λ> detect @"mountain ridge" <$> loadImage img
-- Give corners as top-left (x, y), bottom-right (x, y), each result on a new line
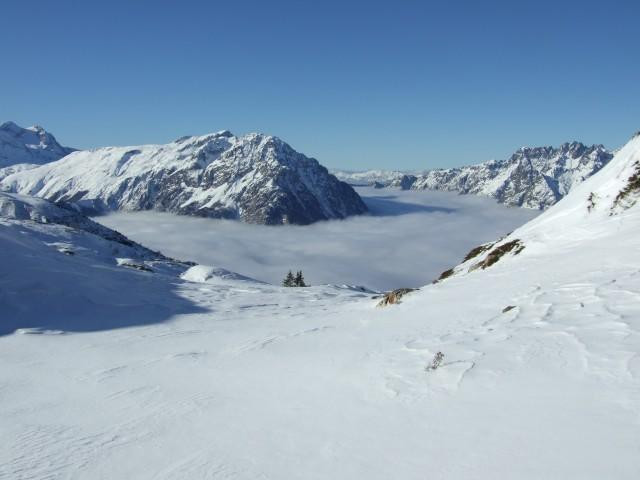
top-left (0, 129), bottom-right (368, 225)
top-left (0, 121), bottom-right (75, 169)
top-left (334, 141), bottom-right (614, 209)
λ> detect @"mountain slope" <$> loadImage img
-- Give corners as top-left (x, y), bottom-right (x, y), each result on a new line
top-left (409, 142), bottom-right (613, 209)
top-left (0, 121), bottom-right (75, 169)
top-left (0, 191), bottom-right (202, 334)
top-left (371, 132), bottom-right (640, 477)
top-left (0, 131), bottom-right (367, 225)
top-left (334, 142), bottom-right (613, 209)
top-left (433, 134), bottom-right (639, 281)
top-left (1, 135), bottom-right (638, 479)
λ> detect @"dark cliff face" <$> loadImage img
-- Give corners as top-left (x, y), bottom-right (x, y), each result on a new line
top-left (2, 131), bottom-right (368, 225)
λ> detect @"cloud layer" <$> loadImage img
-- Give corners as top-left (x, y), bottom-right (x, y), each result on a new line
top-left (98, 188), bottom-right (538, 291)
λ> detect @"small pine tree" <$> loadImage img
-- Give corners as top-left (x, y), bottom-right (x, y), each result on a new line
top-left (294, 270), bottom-right (306, 287)
top-left (282, 270), bottom-right (295, 287)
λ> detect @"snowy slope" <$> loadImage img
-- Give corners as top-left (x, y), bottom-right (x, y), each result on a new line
top-left (0, 192), bottom-right (205, 334)
top-left (1, 135), bottom-right (639, 478)
top-left (0, 121), bottom-right (75, 169)
top-left (1, 131), bottom-right (367, 225)
top-left (435, 134), bottom-right (640, 281)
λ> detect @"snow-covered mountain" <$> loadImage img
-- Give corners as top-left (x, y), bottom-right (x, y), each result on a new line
top-left (331, 169), bottom-right (410, 187)
top-left (0, 130), bottom-right (367, 225)
top-left (335, 142), bottom-right (613, 209)
top-left (433, 134), bottom-right (639, 282)
top-left (0, 121), bottom-right (75, 169)
top-left (1, 133), bottom-right (639, 478)
top-left (406, 142), bottom-right (613, 209)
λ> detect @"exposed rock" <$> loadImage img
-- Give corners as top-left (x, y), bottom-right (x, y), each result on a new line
top-left (612, 160), bottom-right (640, 211)
top-left (473, 240), bottom-right (525, 270)
top-left (376, 288), bottom-right (418, 307)
top-left (1, 131), bottom-right (368, 225)
top-left (462, 242), bottom-right (495, 262)
top-left (435, 268), bottom-right (455, 282)
top-left (411, 142), bottom-right (613, 209)
top-left (390, 174), bottom-right (418, 190)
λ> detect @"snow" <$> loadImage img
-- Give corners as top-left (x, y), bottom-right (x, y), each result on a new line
top-left (331, 168), bottom-right (412, 186)
top-left (0, 130), bottom-right (367, 224)
top-left (1, 136), bottom-right (640, 478)
top-left (333, 142), bottom-right (613, 209)
top-left (0, 121), bottom-right (75, 168)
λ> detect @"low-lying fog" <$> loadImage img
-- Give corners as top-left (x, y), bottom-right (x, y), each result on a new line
top-left (97, 188), bottom-right (539, 291)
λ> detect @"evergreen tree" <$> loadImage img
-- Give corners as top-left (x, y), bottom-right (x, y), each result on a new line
top-left (282, 270), bottom-right (295, 287)
top-left (295, 270), bottom-right (306, 287)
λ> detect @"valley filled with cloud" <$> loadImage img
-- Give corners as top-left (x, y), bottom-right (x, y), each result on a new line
top-left (99, 187), bottom-right (538, 291)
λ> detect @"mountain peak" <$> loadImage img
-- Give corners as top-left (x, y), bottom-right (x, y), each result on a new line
top-left (0, 121), bottom-right (75, 168)
top-left (1, 130), bottom-right (367, 225)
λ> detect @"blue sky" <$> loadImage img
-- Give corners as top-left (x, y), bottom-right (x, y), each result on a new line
top-left (1, 0), bottom-right (638, 169)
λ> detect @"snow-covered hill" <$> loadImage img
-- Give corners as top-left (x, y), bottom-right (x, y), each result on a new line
top-left (334, 142), bottom-right (613, 209)
top-left (0, 192), bottom-right (197, 334)
top-left (0, 121), bottom-right (75, 169)
top-left (1, 134), bottom-right (639, 478)
top-left (0, 131), bottom-right (367, 225)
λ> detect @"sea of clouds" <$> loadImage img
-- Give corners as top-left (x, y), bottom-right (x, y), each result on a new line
top-left (98, 188), bottom-right (538, 291)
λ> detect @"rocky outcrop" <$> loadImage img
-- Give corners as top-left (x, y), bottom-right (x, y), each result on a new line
top-left (376, 288), bottom-right (418, 307)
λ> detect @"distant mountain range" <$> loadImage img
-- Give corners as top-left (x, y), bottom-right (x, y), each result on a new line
top-left (0, 121), bottom-right (615, 221)
top-left (0, 125), bottom-right (367, 225)
top-left (333, 142), bottom-right (614, 209)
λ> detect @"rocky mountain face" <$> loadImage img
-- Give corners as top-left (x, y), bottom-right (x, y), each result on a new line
top-left (435, 132), bottom-right (640, 282)
top-left (406, 142), bottom-right (613, 209)
top-left (1, 131), bottom-right (368, 225)
top-left (0, 121), bottom-right (75, 169)
top-left (335, 142), bottom-right (613, 210)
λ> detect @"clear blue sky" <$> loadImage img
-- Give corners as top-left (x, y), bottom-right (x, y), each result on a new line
top-left (1, 0), bottom-right (638, 169)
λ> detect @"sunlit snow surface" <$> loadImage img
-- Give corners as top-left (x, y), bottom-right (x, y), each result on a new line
top-left (98, 188), bottom-right (538, 291)
top-left (2, 139), bottom-right (640, 478)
